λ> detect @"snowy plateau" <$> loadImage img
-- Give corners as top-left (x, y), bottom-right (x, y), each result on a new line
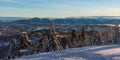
top-left (14, 44), bottom-right (120, 60)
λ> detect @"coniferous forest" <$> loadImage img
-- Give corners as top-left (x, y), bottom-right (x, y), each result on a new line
top-left (0, 18), bottom-right (119, 59)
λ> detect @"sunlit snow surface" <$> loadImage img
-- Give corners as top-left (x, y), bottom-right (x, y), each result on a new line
top-left (14, 45), bottom-right (120, 60)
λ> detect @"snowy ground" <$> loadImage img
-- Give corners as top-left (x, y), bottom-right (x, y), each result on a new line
top-left (13, 44), bottom-right (120, 60)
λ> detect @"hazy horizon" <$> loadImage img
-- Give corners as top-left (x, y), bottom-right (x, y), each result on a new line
top-left (0, 0), bottom-right (120, 18)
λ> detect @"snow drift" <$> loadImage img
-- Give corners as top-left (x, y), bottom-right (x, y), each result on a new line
top-left (13, 44), bottom-right (120, 60)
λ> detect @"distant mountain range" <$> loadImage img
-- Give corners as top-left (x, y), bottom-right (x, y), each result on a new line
top-left (0, 16), bottom-right (120, 24)
top-left (11, 17), bottom-right (120, 24)
top-left (0, 17), bottom-right (30, 22)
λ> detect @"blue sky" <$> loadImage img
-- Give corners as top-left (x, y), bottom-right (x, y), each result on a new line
top-left (0, 0), bottom-right (120, 18)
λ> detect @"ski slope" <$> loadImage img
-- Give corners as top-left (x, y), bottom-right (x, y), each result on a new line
top-left (14, 44), bottom-right (120, 60)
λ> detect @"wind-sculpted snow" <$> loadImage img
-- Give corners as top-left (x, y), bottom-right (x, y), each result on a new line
top-left (14, 44), bottom-right (120, 60)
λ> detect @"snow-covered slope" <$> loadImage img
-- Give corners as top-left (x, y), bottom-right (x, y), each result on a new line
top-left (14, 44), bottom-right (120, 60)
